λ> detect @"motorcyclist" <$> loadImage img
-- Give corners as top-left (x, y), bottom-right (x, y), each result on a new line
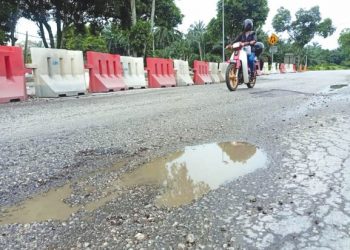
top-left (227, 19), bottom-right (257, 81)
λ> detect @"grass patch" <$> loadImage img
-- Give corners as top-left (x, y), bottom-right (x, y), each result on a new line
top-left (308, 64), bottom-right (349, 71)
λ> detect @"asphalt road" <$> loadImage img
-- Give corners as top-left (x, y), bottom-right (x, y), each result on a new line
top-left (0, 70), bottom-right (350, 249)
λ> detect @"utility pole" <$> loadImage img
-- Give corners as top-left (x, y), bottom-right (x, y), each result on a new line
top-left (271, 51), bottom-right (274, 66)
top-left (151, 0), bottom-right (156, 55)
top-left (24, 32), bottom-right (29, 63)
top-left (222, 0), bottom-right (225, 62)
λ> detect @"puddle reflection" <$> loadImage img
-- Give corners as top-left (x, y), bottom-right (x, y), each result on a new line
top-left (122, 142), bottom-right (267, 207)
top-left (0, 142), bottom-right (268, 224)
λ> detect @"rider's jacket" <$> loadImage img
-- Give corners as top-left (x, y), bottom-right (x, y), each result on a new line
top-left (233, 31), bottom-right (257, 53)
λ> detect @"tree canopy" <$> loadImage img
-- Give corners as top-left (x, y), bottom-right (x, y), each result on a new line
top-left (338, 29), bottom-right (350, 66)
top-left (207, 0), bottom-right (269, 41)
top-left (0, 0), bottom-right (19, 45)
top-left (0, 0), bottom-right (182, 53)
top-left (272, 6), bottom-right (335, 49)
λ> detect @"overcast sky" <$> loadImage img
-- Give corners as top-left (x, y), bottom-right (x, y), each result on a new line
top-left (16, 0), bottom-right (348, 49)
top-left (175, 0), bottom-right (348, 49)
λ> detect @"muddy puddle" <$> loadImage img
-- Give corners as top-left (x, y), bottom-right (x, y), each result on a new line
top-left (0, 162), bottom-right (125, 225)
top-left (121, 142), bottom-right (267, 207)
top-left (0, 142), bottom-right (267, 224)
top-left (0, 184), bottom-right (77, 224)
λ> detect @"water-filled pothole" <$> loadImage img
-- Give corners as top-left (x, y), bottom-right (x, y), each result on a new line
top-left (121, 142), bottom-right (268, 207)
top-left (0, 183), bottom-right (77, 224)
top-left (0, 142), bottom-right (267, 224)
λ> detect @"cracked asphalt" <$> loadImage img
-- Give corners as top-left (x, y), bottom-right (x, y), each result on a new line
top-left (0, 70), bottom-right (350, 249)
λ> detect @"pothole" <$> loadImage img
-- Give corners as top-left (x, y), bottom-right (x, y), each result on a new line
top-left (121, 142), bottom-right (268, 208)
top-left (0, 142), bottom-right (268, 224)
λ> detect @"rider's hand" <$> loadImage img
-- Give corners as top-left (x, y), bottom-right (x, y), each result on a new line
top-left (240, 42), bottom-right (245, 47)
top-left (226, 44), bottom-right (233, 50)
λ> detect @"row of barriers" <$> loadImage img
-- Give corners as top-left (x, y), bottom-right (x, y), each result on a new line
top-left (258, 62), bottom-right (301, 75)
top-left (0, 45), bottom-right (302, 104)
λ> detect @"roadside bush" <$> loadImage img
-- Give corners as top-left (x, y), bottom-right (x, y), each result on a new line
top-left (308, 64), bottom-right (348, 71)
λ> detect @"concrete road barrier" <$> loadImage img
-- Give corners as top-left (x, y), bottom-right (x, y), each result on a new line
top-left (209, 62), bottom-right (220, 83)
top-left (174, 60), bottom-right (194, 86)
top-left (28, 48), bottom-right (86, 98)
top-left (219, 62), bottom-right (229, 82)
top-left (270, 63), bottom-right (278, 74)
top-left (262, 62), bottom-right (270, 75)
top-left (121, 56), bottom-right (147, 89)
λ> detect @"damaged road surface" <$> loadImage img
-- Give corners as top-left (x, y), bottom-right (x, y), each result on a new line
top-left (0, 70), bottom-right (350, 249)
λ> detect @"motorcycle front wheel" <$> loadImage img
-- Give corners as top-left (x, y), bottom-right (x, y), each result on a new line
top-left (226, 63), bottom-right (239, 91)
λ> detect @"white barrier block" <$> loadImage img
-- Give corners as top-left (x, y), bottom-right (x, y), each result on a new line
top-left (219, 62), bottom-right (229, 82)
top-left (276, 63), bottom-right (280, 73)
top-left (29, 48), bottom-right (86, 97)
top-left (174, 60), bottom-right (194, 86)
top-left (270, 63), bottom-right (278, 74)
top-left (209, 62), bottom-right (220, 83)
top-left (286, 64), bottom-right (294, 73)
top-left (121, 56), bottom-right (147, 89)
top-left (262, 62), bottom-right (270, 75)
top-left (84, 69), bottom-right (90, 90)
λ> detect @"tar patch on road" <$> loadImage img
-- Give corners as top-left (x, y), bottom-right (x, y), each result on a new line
top-left (330, 84), bottom-right (348, 91)
top-left (250, 89), bottom-right (314, 97)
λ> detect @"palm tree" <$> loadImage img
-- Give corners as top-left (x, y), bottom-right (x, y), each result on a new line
top-left (187, 21), bottom-right (206, 60)
top-left (154, 26), bottom-right (182, 50)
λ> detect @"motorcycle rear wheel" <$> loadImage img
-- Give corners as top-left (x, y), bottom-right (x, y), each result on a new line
top-left (226, 63), bottom-right (239, 91)
top-left (247, 72), bottom-right (257, 88)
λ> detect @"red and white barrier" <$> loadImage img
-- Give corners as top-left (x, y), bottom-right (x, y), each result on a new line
top-left (193, 60), bottom-right (212, 85)
top-left (146, 58), bottom-right (176, 88)
top-left (86, 51), bottom-right (126, 93)
top-left (0, 46), bottom-right (27, 103)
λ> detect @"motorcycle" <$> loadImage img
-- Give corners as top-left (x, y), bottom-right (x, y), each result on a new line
top-left (225, 42), bottom-right (260, 91)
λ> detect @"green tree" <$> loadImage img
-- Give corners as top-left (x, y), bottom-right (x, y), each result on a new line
top-left (338, 28), bottom-right (350, 66)
top-left (129, 20), bottom-right (152, 57)
top-left (64, 26), bottom-right (108, 53)
top-left (18, 0), bottom-right (110, 48)
top-left (103, 24), bottom-right (130, 55)
top-left (109, 0), bottom-right (183, 56)
top-left (339, 29), bottom-right (350, 53)
top-left (204, 0), bottom-right (268, 61)
top-left (154, 26), bottom-right (182, 50)
top-left (272, 6), bottom-right (335, 49)
top-left (187, 21), bottom-right (206, 61)
top-left (0, 0), bottom-right (19, 45)
top-left (207, 0), bottom-right (269, 42)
